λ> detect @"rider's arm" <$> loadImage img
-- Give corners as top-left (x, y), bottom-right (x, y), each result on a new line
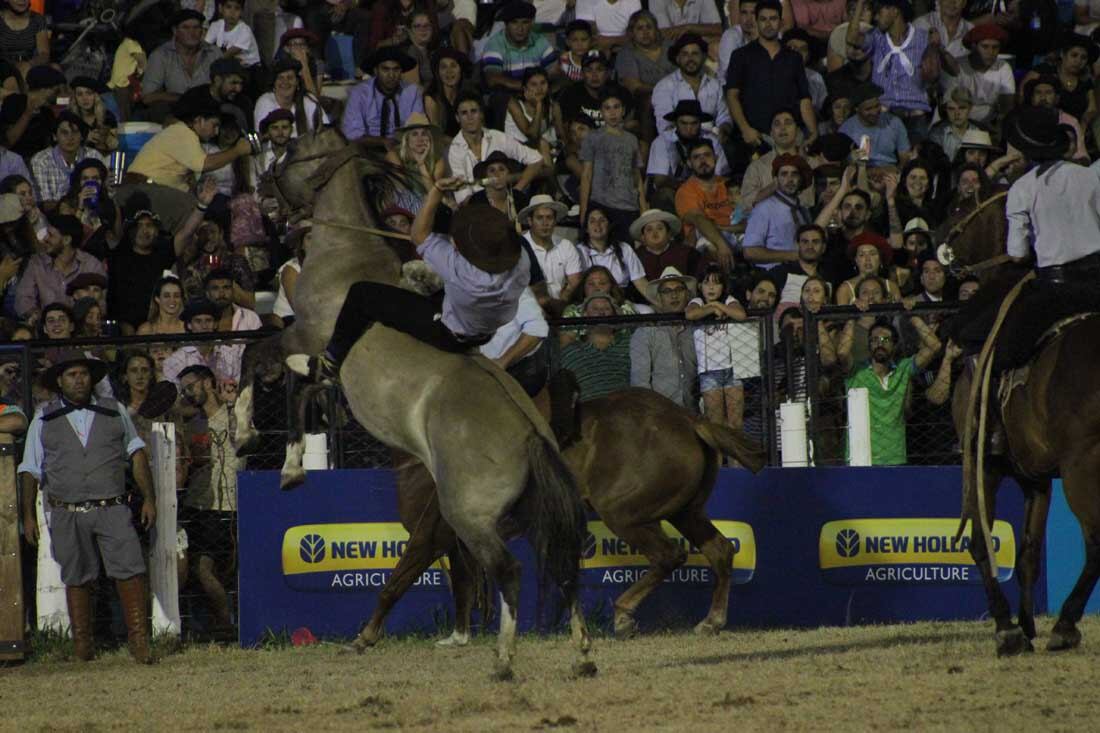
top-left (411, 183), bottom-right (447, 248)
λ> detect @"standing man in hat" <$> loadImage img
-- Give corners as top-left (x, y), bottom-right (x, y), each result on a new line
top-left (19, 353), bottom-right (156, 663)
top-left (342, 47), bottom-right (424, 148)
top-left (962, 107), bottom-right (1100, 373)
top-left (942, 24), bottom-right (1014, 128)
top-left (481, 1), bottom-right (558, 129)
top-left (652, 33), bottom-right (732, 136)
top-left (846, 0), bottom-right (947, 144)
top-left (647, 99), bottom-right (730, 211)
top-left (142, 9), bottom-right (224, 119)
top-left (741, 153), bottom-right (815, 267)
top-left (840, 82), bottom-right (912, 167)
top-left (287, 177), bottom-right (532, 382)
top-left (119, 88), bottom-right (252, 234)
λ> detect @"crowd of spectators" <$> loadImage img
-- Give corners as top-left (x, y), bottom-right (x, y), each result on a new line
top-left (1, 0), bottom-right (1099, 634)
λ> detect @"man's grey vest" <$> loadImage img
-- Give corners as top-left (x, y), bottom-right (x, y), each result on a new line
top-left (40, 398), bottom-right (128, 503)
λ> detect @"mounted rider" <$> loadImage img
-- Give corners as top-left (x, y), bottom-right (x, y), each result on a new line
top-left (287, 178), bottom-right (531, 381)
top-left (955, 106), bottom-right (1100, 375)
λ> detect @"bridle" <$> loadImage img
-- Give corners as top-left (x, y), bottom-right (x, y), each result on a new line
top-left (935, 191), bottom-right (1010, 277)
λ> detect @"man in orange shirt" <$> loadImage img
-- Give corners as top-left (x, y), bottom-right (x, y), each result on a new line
top-left (674, 138), bottom-right (736, 271)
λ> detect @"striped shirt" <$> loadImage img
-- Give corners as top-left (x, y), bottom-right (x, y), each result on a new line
top-left (864, 25), bottom-right (932, 112)
top-left (30, 146), bottom-right (107, 203)
top-left (0, 12), bottom-right (46, 64)
top-left (560, 330), bottom-right (633, 402)
top-left (480, 31), bottom-right (556, 80)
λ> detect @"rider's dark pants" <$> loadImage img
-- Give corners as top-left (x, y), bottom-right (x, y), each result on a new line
top-left (325, 281), bottom-right (489, 364)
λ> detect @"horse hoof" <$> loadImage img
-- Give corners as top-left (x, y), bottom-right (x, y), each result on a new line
top-left (1047, 627), bottom-right (1082, 652)
top-left (491, 663), bottom-right (515, 682)
top-left (613, 614), bottom-right (638, 639)
top-left (572, 660), bottom-right (598, 678)
top-left (280, 469), bottom-right (306, 491)
top-left (995, 628), bottom-right (1033, 656)
top-left (694, 619), bottom-right (722, 636)
top-left (353, 635), bottom-right (378, 654)
top-left (436, 631), bottom-right (470, 648)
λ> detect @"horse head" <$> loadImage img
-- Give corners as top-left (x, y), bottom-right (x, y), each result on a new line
top-left (933, 192), bottom-right (1008, 279)
top-left (269, 125), bottom-right (352, 215)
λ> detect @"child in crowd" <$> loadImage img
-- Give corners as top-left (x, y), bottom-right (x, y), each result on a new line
top-left (579, 93), bottom-right (646, 244)
top-left (559, 20), bottom-right (594, 82)
top-left (206, 0), bottom-right (262, 69)
top-left (686, 264), bottom-right (748, 432)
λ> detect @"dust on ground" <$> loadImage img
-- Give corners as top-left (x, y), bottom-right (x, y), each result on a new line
top-left (2, 616), bottom-right (1096, 732)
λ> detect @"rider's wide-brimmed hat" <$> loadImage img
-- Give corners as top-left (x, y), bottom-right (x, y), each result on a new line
top-left (1005, 106), bottom-right (1071, 161)
top-left (645, 266), bottom-right (697, 303)
top-left (450, 204), bottom-right (522, 274)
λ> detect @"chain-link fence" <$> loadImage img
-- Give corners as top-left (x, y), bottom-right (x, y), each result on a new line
top-left (799, 302), bottom-right (962, 467)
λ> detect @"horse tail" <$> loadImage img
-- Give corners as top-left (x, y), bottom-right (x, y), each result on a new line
top-left (547, 369), bottom-right (582, 449)
top-left (525, 433), bottom-right (586, 610)
top-left (693, 421), bottom-right (768, 474)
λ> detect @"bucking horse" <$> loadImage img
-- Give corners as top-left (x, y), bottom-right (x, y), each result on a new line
top-left (232, 125), bottom-right (594, 680)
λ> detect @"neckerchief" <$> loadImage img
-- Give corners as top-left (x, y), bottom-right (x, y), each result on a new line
top-left (876, 25), bottom-right (915, 77)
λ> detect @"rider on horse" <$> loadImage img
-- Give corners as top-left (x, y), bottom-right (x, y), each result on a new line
top-left (286, 178), bottom-right (531, 382)
top-left (956, 106), bottom-right (1100, 375)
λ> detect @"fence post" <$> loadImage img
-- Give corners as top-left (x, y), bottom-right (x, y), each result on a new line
top-left (846, 388), bottom-right (873, 467)
top-left (779, 401), bottom-right (809, 467)
top-left (149, 422), bottom-right (181, 637)
top-left (761, 316), bottom-right (779, 466)
top-left (35, 494), bottom-right (67, 632)
top-left (0, 434), bottom-right (25, 660)
top-left (802, 306), bottom-right (820, 466)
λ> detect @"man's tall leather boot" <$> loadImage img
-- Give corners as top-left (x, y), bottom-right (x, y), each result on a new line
top-left (65, 584), bottom-right (94, 661)
top-left (116, 575), bottom-right (153, 664)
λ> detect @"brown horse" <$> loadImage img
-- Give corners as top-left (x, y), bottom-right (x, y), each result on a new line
top-left (940, 194), bottom-right (1100, 656)
top-left (353, 384), bottom-right (767, 650)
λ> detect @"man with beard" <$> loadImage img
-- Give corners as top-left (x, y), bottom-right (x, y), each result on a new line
top-left (734, 270), bottom-right (777, 441)
top-left (839, 82), bottom-right (911, 168)
top-left (107, 211), bottom-right (178, 330)
top-left (142, 10), bottom-right (224, 121)
top-left (14, 215), bottom-right (106, 323)
top-left (842, 317), bottom-right (940, 465)
top-left (203, 57), bottom-right (254, 131)
top-left (725, 0), bottom-right (816, 172)
top-left (740, 109), bottom-right (813, 211)
top-left (652, 34), bottom-right (732, 136)
top-left (250, 109), bottom-right (294, 211)
top-left (673, 138), bottom-right (736, 270)
top-left (814, 166), bottom-right (881, 280)
top-left (741, 154), bottom-right (814, 268)
top-left (772, 224), bottom-right (834, 312)
top-left (647, 100), bottom-right (730, 212)
top-left (19, 353), bottom-right (155, 663)
top-left (177, 363), bottom-right (244, 632)
top-left (204, 268), bottom-right (262, 379)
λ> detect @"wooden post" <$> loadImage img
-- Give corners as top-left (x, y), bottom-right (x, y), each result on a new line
top-left (149, 422), bottom-right (180, 637)
top-left (0, 434), bottom-right (25, 660)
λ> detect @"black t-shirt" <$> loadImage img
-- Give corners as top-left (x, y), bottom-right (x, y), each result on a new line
top-left (106, 240), bottom-right (177, 328)
top-left (725, 41), bottom-right (811, 133)
top-left (557, 81), bottom-right (636, 128)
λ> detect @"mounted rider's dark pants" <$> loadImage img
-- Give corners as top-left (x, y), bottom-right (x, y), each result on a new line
top-left (325, 281), bottom-right (490, 365)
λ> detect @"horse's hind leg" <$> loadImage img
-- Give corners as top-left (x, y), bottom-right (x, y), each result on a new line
top-left (604, 520), bottom-right (687, 638)
top-left (669, 509), bottom-right (733, 636)
top-left (1048, 452), bottom-right (1100, 652)
top-left (437, 544), bottom-right (476, 647)
top-left (1016, 479), bottom-right (1051, 641)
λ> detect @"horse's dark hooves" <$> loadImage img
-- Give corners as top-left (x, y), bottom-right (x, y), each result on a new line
top-left (572, 660), bottom-right (598, 678)
top-left (995, 627), bottom-right (1033, 656)
top-left (613, 614), bottom-right (638, 639)
top-left (1046, 627), bottom-right (1082, 652)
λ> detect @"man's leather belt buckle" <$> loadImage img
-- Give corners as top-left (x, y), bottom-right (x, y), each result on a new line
top-left (48, 495), bottom-right (127, 512)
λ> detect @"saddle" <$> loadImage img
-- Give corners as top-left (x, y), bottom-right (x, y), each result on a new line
top-left (997, 312), bottom-right (1100, 414)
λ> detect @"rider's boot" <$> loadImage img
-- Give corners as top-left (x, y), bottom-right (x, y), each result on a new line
top-left (285, 352), bottom-right (340, 383)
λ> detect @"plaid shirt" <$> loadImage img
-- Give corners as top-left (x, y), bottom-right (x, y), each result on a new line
top-left (30, 146), bottom-right (107, 203)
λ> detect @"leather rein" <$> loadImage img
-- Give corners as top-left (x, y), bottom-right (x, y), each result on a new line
top-left (936, 191), bottom-right (1010, 276)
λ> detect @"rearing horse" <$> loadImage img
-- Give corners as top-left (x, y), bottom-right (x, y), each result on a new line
top-left (939, 193), bottom-right (1100, 656)
top-left (233, 127), bottom-right (595, 680)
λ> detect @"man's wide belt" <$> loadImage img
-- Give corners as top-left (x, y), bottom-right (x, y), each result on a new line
top-left (1036, 252), bottom-right (1100, 284)
top-left (47, 495), bottom-right (128, 512)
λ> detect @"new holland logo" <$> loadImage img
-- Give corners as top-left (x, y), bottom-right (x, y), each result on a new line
top-left (819, 518), bottom-right (1016, 586)
top-left (835, 529), bottom-right (860, 558)
top-left (299, 534), bottom-right (326, 564)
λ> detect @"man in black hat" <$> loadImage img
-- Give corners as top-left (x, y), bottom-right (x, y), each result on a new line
top-left (958, 107), bottom-right (1100, 374)
top-left (558, 50), bottom-right (636, 129)
top-left (342, 47), bottom-right (424, 146)
top-left (481, 1), bottom-right (557, 128)
top-left (118, 88), bottom-right (251, 234)
top-left (647, 99), bottom-right (730, 211)
top-left (19, 352), bottom-right (156, 663)
top-left (287, 176), bottom-right (532, 383)
top-left (652, 33), bottom-right (732, 136)
top-left (142, 9), bottom-right (224, 120)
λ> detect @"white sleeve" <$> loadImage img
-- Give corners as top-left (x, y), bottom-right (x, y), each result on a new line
top-left (561, 240), bottom-right (584, 276)
top-left (1005, 179), bottom-right (1032, 260)
top-left (621, 244), bottom-right (647, 282)
top-left (575, 0), bottom-right (596, 24)
top-left (516, 288), bottom-right (549, 338)
top-left (501, 134), bottom-right (544, 166)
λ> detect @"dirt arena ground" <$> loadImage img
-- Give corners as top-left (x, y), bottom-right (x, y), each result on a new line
top-left (3, 616), bottom-right (1099, 731)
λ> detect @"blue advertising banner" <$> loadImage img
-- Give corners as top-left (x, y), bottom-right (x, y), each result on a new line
top-left (238, 467), bottom-right (1042, 646)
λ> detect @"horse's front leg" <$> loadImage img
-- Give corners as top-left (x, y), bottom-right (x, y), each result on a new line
top-left (280, 374), bottom-right (309, 490)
